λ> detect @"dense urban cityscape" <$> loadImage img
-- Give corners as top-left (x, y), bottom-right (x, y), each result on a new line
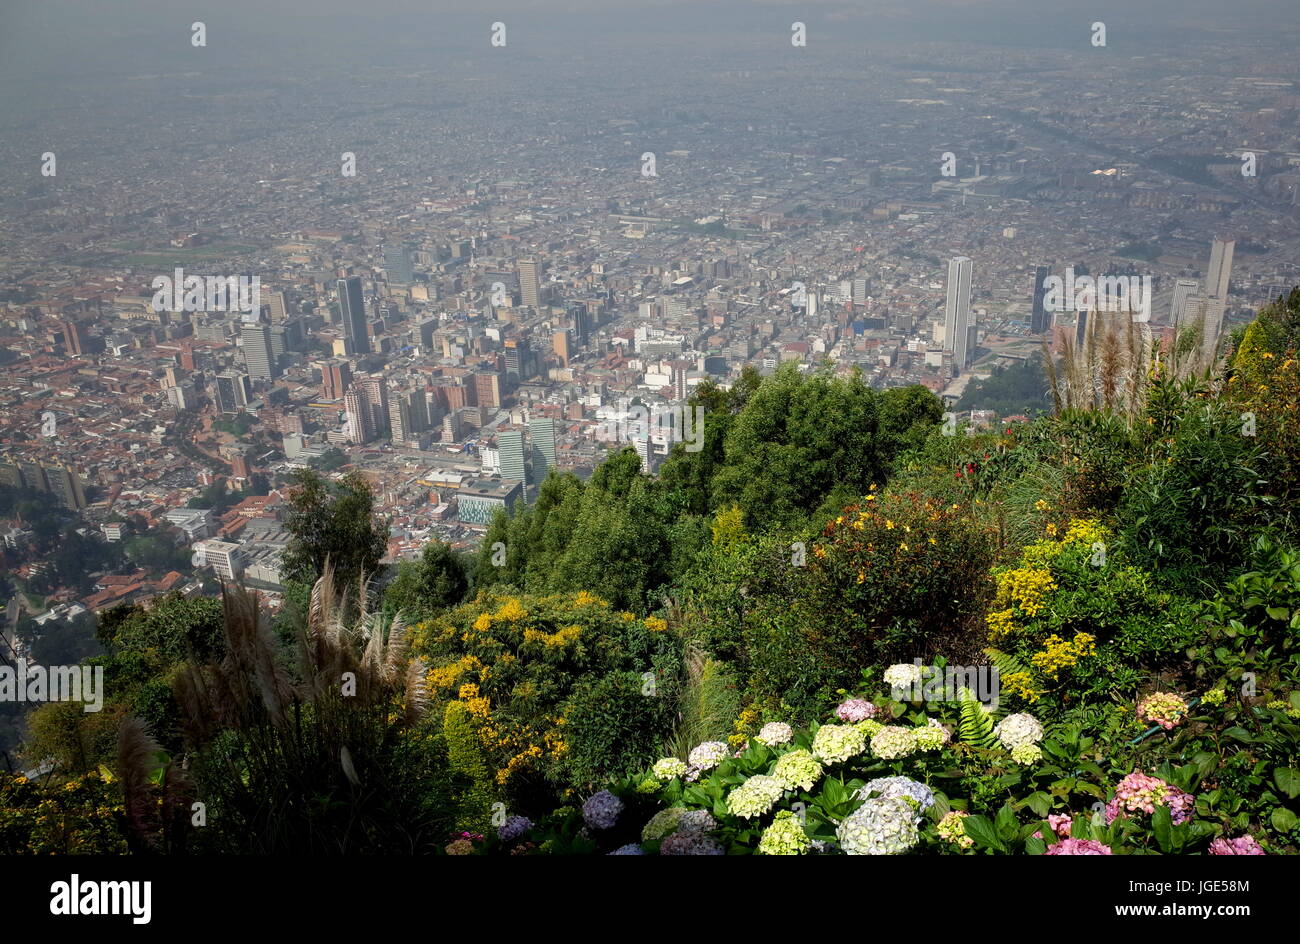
top-left (1, 0), bottom-right (1299, 881)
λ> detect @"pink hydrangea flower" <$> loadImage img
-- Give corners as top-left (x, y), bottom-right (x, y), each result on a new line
top-left (1137, 692), bottom-right (1189, 731)
top-left (1047, 813), bottom-right (1073, 838)
top-left (1105, 771), bottom-right (1194, 825)
top-left (1209, 835), bottom-right (1265, 855)
top-left (835, 698), bottom-right (878, 722)
top-left (1045, 838), bottom-right (1112, 855)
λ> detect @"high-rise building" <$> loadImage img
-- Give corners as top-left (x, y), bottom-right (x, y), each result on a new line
top-left (344, 388), bottom-right (375, 444)
top-left (322, 361), bottom-right (352, 401)
top-left (498, 429), bottom-right (527, 485)
top-left (45, 465), bottom-right (87, 510)
top-left (566, 302), bottom-right (590, 345)
top-left (474, 372), bottom-right (502, 409)
top-left (517, 258), bottom-right (541, 309)
top-left (1207, 238), bottom-right (1235, 302)
top-left (671, 361), bottom-right (690, 400)
top-left (1202, 238), bottom-right (1235, 360)
top-left (634, 435), bottom-right (658, 475)
top-left (1030, 265), bottom-right (1052, 334)
top-left (529, 418), bottom-right (557, 477)
top-left (337, 277), bottom-right (370, 354)
top-left (1170, 278), bottom-right (1200, 329)
top-left (357, 375), bottom-right (390, 437)
top-left (62, 320), bottom-right (88, 356)
top-left (266, 291), bottom-right (288, 323)
top-left (214, 371), bottom-right (251, 414)
top-left (242, 321), bottom-right (278, 380)
top-left (553, 329), bottom-right (571, 367)
top-left (504, 337), bottom-right (531, 382)
top-left (385, 246), bottom-right (414, 286)
top-left (944, 257), bottom-right (974, 372)
top-left (391, 389), bottom-right (428, 443)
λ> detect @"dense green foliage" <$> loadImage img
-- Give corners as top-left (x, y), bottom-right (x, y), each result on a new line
top-left (7, 291), bottom-right (1300, 856)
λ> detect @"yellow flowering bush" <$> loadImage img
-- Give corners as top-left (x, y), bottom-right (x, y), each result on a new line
top-left (985, 520), bottom-right (1199, 713)
top-left (411, 590), bottom-right (683, 801)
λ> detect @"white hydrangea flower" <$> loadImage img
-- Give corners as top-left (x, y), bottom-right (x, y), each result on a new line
top-left (994, 713), bottom-right (1044, 749)
top-left (869, 725), bottom-right (917, 760)
top-left (883, 663), bottom-right (924, 688)
top-left (837, 797), bottom-right (919, 855)
top-left (652, 757), bottom-right (688, 780)
top-left (725, 775), bottom-right (786, 819)
top-left (688, 741), bottom-right (730, 770)
top-left (755, 721), bottom-right (794, 746)
top-left (811, 724), bottom-right (868, 764)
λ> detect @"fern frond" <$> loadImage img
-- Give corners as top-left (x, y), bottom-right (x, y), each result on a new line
top-left (957, 686), bottom-right (998, 748)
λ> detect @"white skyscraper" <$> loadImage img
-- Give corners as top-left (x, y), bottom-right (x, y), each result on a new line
top-left (1170, 278), bottom-right (1199, 329)
top-left (1202, 238), bottom-right (1234, 360)
top-left (945, 256), bottom-right (974, 372)
top-left (1207, 238), bottom-right (1234, 302)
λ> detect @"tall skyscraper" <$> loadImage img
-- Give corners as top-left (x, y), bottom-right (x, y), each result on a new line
top-left (504, 337), bottom-right (531, 382)
top-left (46, 465), bottom-right (87, 510)
top-left (62, 319), bottom-right (88, 356)
top-left (1170, 278), bottom-right (1200, 329)
top-left (553, 329), bottom-right (572, 367)
top-left (1202, 238), bottom-right (1235, 360)
top-left (266, 291), bottom-right (288, 323)
top-left (358, 375), bottom-right (390, 437)
top-left (474, 371), bottom-right (502, 409)
top-left (385, 246), bottom-right (414, 286)
top-left (1207, 238), bottom-right (1235, 302)
top-left (498, 429), bottom-right (528, 485)
top-left (1030, 265), bottom-right (1052, 335)
top-left (241, 321), bottom-right (278, 381)
top-left (345, 388), bottom-right (375, 444)
top-left (529, 418), bottom-right (557, 477)
top-left (214, 371), bottom-right (252, 415)
top-left (944, 257), bottom-right (974, 371)
top-left (391, 389), bottom-right (428, 443)
top-left (337, 276), bottom-right (370, 354)
top-left (566, 302), bottom-right (590, 345)
top-left (517, 258), bottom-right (541, 309)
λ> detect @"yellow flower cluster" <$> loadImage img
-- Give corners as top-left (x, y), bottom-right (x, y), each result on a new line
top-left (1002, 670), bottom-right (1043, 703)
top-left (495, 598), bottom-right (528, 622)
top-left (644, 616), bottom-right (668, 633)
top-left (985, 607), bottom-right (1017, 642)
top-left (1023, 518), bottom-right (1112, 565)
top-left (458, 682), bottom-right (491, 718)
top-left (995, 567), bottom-right (1056, 617)
top-left (572, 590), bottom-right (609, 608)
top-left (521, 624), bottom-right (582, 648)
top-left (1030, 632), bottom-right (1097, 679)
top-left (729, 705), bottom-right (762, 748)
top-left (428, 654), bottom-right (483, 692)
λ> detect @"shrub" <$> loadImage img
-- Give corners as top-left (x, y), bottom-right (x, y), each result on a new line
top-left (411, 590), bottom-right (683, 808)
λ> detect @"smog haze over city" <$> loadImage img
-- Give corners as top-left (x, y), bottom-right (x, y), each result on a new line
top-left (1, 0), bottom-right (1299, 887)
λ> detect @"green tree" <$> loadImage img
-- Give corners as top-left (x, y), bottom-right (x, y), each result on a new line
top-left (281, 470), bottom-right (388, 590)
top-left (384, 541), bottom-right (470, 619)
